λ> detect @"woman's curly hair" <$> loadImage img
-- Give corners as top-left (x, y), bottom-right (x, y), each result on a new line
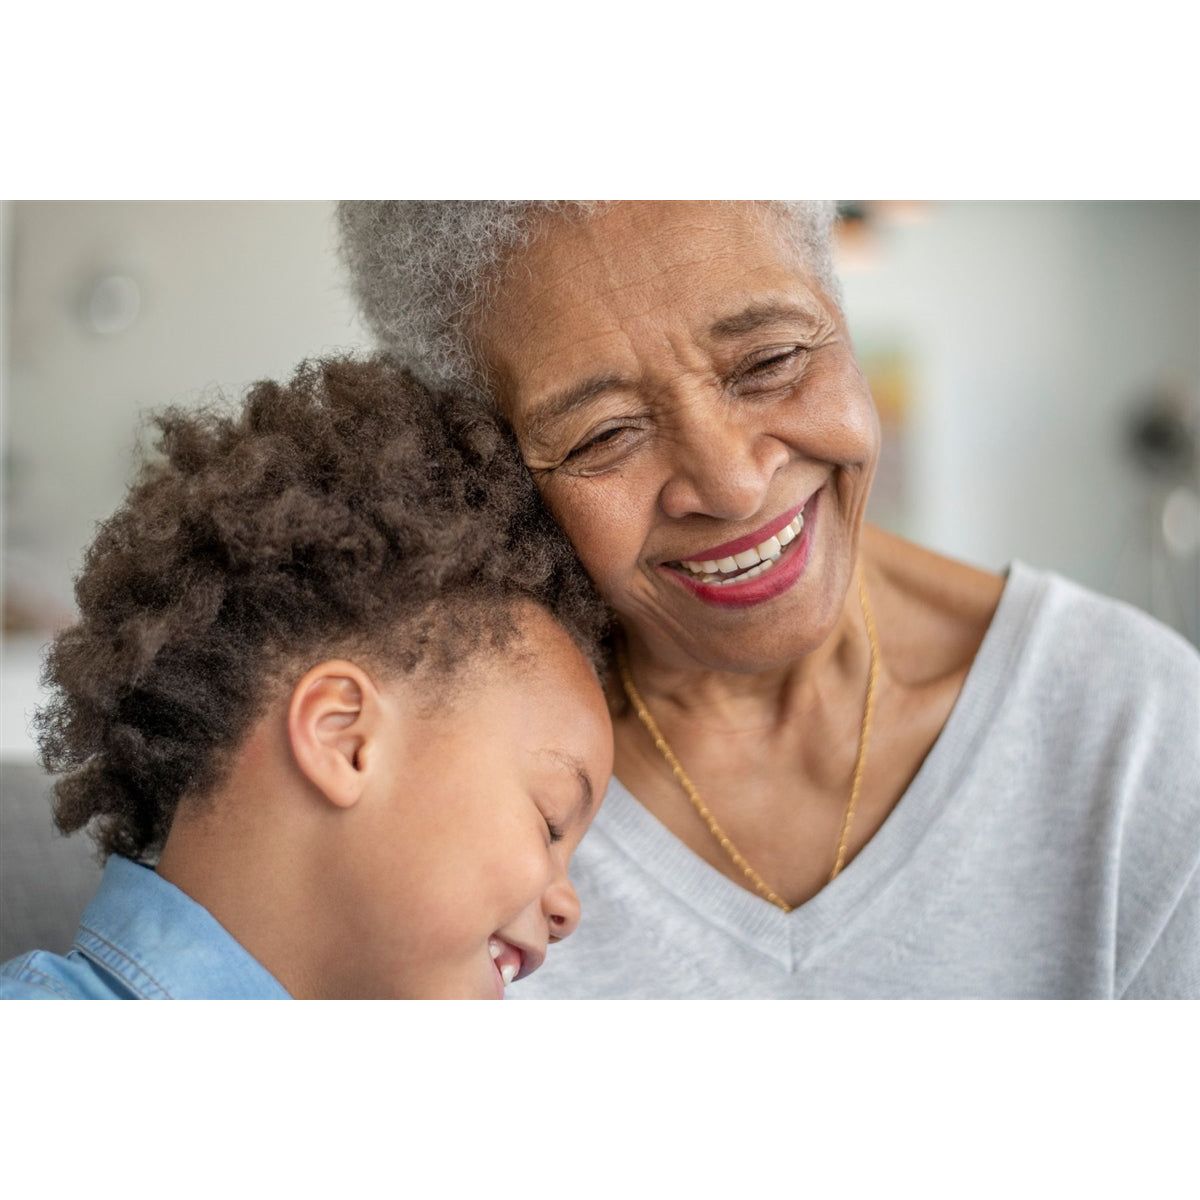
top-left (336, 201), bottom-right (841, 397)
top-left (35, 354), bottom-right (609, 862)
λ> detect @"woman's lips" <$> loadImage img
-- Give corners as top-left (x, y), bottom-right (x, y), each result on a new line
top-left (658, 489), bottom-right (820, 609)
top-left (670, 499), bottom-right (807, 564)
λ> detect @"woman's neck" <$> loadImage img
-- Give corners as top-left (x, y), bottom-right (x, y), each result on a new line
top-left (614, 562), bottom-right (874, 740)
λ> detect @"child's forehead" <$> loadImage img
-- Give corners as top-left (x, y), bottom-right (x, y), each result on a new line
top-left (384, 607), bottom-right (600, 721)
top-left (477, 603), bottom-right (598, 684)
top-left (466, 635), bottom-right (599, 715)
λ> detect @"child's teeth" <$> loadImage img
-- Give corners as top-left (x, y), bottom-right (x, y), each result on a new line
top-left (500, 962), bottom-right (518, 985)
top-left (489, 939), bottom-right (503, 960)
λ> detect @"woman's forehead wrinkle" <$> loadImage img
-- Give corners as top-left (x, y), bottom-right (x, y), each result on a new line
top-left (504, 312), bottom-right (645, 442)
top-left (522, 242), bottom-right (612, 313)
top-left (487, 237), bottom-right (607, 359)
top-left (516, 215), bottom-right (636, 324)
top-left (489, 204), bottom-right (820, 438)
top-left (522, 316), bottom-right (636, 399)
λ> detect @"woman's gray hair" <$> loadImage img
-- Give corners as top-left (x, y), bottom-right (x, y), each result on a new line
top-left (337, 201), bottom-right (840, 398)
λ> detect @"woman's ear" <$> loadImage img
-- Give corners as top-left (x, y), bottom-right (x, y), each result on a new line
top-left (287, 659), bottom-right (381, 810)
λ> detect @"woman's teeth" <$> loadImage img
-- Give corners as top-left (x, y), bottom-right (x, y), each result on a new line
top-left (676, 512), bottom-right (804, 586)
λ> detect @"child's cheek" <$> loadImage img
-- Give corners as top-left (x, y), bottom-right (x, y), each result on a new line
top-left (485, 837), bottom-right (555, 917)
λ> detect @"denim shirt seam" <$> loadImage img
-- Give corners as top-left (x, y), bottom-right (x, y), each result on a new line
top-left (74, 926), bottom-right (173, 999)
top-left (9, 958), bottom-right (76, 999)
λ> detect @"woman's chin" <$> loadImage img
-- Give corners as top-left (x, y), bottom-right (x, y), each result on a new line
top-left (627, 524), bottom-right (848, 673)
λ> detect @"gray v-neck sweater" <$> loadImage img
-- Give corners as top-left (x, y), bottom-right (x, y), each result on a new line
top-left (513, 562), bottom-right (1200, 999)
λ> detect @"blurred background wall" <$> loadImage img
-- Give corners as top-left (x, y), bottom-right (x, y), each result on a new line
top-left (2, 200), bottom-right (1198, 958)
top-left (1, 201), bottom-right (368, 956)
top-left (837, 201), bottom-right (1199, 624)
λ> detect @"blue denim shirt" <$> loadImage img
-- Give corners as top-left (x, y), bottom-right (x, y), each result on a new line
top-left (0, 855), bottom-right (291, 1000)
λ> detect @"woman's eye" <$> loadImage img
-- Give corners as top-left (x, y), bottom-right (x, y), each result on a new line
top-left (734, 347), bottom-right (807, 390)
top-left (561, 425), bottom-right (634, 466)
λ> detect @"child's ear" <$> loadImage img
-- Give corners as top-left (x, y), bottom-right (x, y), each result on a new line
top-left (286, 659), bottom-right (381, 810)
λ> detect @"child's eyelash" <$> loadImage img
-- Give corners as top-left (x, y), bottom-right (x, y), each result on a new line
top-left (545, 819), bottom-right (565, 844)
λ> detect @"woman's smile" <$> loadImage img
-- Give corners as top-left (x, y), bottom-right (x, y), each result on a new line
top-left (473, 202), bottom-right (878, 673)
top-left (657, 487), bottom-right (821, 608)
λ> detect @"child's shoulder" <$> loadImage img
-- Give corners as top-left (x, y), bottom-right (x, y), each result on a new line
top-left (0, 947), bottom-right (126, 1001)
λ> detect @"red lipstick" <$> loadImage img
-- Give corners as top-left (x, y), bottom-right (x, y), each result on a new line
top-left (659, 489), bottom-right (821, 609)
top-left (670, 500), bottom-right (807, 565)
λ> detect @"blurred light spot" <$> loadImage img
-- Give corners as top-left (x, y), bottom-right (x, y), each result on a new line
top-left (86, 274), bottom-right (141, 335)
top-left (834, 212), bottom-right (879, 273)
top-left (1162, 486), bottom-right (1200, 557)
top-left (875, 201), bottom-right (929, 226)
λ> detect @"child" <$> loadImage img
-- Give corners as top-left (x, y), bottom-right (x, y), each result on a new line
top-left (0, 356), bottom-right (613, 999)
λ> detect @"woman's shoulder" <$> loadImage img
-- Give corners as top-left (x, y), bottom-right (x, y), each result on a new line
top-left (1009, 566), bottom-right (1200, 997)
top-left (864, 530), bottom-right (1198, 995)
top-left (862, 525), bottom-right (1007, 687)
top-left (863, 524), bottom-right (1199, 698)
top-left (1007, 559), bottom-right (1200, 702)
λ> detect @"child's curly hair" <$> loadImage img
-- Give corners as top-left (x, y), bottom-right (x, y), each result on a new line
top-left (35, 355), bottom-right (609, 862)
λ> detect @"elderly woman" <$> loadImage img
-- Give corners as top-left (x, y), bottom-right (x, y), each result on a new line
top-left (338, 201), bottom-right (1199, 999)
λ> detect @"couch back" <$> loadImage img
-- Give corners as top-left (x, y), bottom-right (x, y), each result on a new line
top-left (1, 761), bottom-right (103, 963)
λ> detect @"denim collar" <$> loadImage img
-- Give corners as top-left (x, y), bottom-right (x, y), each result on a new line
top-left (72, 856), bottom-right (291, 999)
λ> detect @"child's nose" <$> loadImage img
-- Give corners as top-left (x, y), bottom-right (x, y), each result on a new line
top-left (545, 878), bottom-right (581, 943)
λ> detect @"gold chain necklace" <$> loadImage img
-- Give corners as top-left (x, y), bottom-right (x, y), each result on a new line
top-left (616, 570), bottom-right (880, 913)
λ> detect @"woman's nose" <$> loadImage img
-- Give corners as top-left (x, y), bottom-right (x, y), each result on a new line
top-left (657, 402), bottom-right (789, 522)
top-left (545, 877), bottom-right (581, 943)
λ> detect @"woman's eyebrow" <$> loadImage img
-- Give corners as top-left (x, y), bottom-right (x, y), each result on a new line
top-left (709, 301), bottom-right (820, 339)
top-left (522, 302), bottom-right (821, 443)
top-left (523, 373), bottom-right (632, 445)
